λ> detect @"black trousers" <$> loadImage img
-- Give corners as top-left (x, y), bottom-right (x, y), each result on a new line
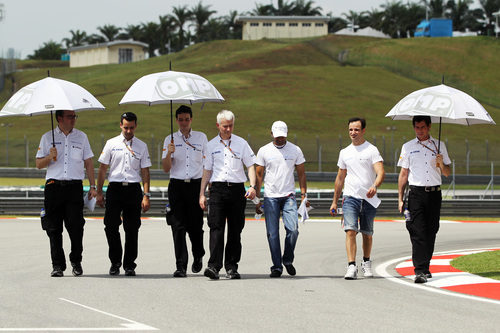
top-left (207, 182), bottom-right (246, 272)
top-left (104, 182), bottom-right (142, 270)
top-left (43, 179), bottom-right (85, 270)
top-left (406, 187), bottom-right (442, 274)
top-left (166, 179), bottom-right (205, 271)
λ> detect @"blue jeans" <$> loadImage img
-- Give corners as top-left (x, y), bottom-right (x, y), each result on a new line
top-left (342, 196), bottom-right (376, 236)
top-left (263, 195), bottom-right (299, 272)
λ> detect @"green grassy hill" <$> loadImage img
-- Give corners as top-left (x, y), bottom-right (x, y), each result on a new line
top-left (1, 35), bottom-right (499, 173)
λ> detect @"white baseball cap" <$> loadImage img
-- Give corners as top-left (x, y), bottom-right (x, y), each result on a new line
top-left (271, 121), bottom-right (288, 138)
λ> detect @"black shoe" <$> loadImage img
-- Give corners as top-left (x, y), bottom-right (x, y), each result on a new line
top-left (109, 263), bottom-right (121, 276)
top-left (51, 267), bottom-right (64, 277)
top-left (71, 262), bottom-right (83, 277)
top-left (284, 264), bottom-right (296, 276)
top-left (415, 273), bottom-right (428, 283)
top-left (270, 269), bottom-right (282, 278)
top-left (226, 269), bottom-right (241, 280)
top-left (124, 268), bottom-right (136, 276)
top-left (425, 272), bottom-right (433, 279)
top-left (173, 269), bottom-right (187, 278)
top-left (204, 267), bottom-right (219, 280)
top-left (192, 257), bottom-right (203, 273)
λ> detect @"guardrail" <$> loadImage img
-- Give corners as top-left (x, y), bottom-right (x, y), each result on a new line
top-left (1, 197), bottom-right (498, 217)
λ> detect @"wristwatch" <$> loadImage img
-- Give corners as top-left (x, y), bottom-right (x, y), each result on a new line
top-left (144, 192), bottom-right (151, 197)
top-left (90, 185), bottom-right (96, 189)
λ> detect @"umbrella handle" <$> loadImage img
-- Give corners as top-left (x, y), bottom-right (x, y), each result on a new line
top-left (50, 111), bottom-right (57, 161)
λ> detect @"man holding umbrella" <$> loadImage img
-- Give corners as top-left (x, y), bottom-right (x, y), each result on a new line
top-left (397, 115), bottom-right (451, 284)
top-left (36, 110), bottom-right (96, 277)
top-left (162, 105), bottom-right (207, 277)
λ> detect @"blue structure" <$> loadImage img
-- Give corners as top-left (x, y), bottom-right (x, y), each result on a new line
top-left (415, 19), bottom-right (453, 37)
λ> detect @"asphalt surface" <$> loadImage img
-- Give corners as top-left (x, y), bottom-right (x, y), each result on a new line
top-left (1, 217), bottom-right (499, 332)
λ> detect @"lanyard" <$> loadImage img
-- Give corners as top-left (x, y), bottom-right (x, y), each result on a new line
top-left (418, 139), bottom-right (438, 155)
top-left (123, 139), bottom-right (135, 157)
top-left (182, 135), bottom-right (201, 152)
top-left (219, 136), bottom-right (238, 158)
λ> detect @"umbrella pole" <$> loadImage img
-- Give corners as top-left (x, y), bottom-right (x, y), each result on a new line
top-left (50, 111), bottom-right (55, 147)
top-left (438, 117), bottom-right (442, 154)
top-left (170, 100), bottom-right (173, 144)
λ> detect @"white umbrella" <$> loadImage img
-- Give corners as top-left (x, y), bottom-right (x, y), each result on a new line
top-left (386, 83), bottom-right (495, 151)
top-left (0, 76), bottom-right (105, 149)
top-left (119, 69), bottom-right (224, 139)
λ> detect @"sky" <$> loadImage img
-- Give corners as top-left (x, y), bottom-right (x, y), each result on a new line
top-left (0, 0), bottom-right (482, 59)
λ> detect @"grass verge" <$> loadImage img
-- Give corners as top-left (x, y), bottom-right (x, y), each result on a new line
top-left (451, 250), bottom-right (500, 281)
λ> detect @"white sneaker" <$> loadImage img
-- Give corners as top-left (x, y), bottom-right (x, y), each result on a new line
top-left (361, 260), bottom-right (373, 278)
top-left (344, 264), bottom-right (357, 280)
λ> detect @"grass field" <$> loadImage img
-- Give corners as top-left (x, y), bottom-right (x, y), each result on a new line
top-left (1, 35), bottom-right (499, 173)
top-left (451, 250), bottom-right (500, 281)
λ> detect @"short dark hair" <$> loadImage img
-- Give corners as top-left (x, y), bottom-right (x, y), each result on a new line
top-left (176, 105), bottom-right (192, 118)
top-left (412, 116), bottom-right (431, 127)
top-left (121, 112), bottom-right (137, 124)
top-left (348, 117), bottom-right (366, 129)
top-left (55, 110), bottom-right (64, 123)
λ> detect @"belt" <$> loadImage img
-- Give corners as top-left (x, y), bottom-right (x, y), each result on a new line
top-left (170, 178), bottom-right (201, 183)
top-left (109, 182), bottom-right (140, 186)
top-left (46, 179), bottom-right (82, 186)
top-left (211, 181), bottom-right (243, 187)
top-left (410, 185), bottom-right (441, 192)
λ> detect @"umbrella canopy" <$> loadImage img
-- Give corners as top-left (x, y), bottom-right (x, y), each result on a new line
top-left (119, 70), bottom-right (224, 106)
top-left (0, 77), bottom-right (105, 117)
top-left (385, 84), bottom-right (495, 125)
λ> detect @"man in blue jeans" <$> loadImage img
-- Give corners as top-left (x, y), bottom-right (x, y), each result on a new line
top-left (330, 117), bottom-right (385, 280)
top-left (255, 121), bottom-right (307, 278)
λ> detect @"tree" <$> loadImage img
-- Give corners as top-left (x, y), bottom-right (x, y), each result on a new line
top-left (62, 29), bottom-right (87, 49)
top-left (85, 34), bottom-right (106, 44)
top-left (97, 24), bottom-right (121, 42)
top-left (446, 0), bottom-right (479, 31)
top-left (118, 24), bottom-right (143, 41)
top-left (28, 41), bottom-right (64, 60)
top-left (158, 15), bottom-right (175, 54)
top-left (140, 22), bottom-right (160, 57)
top-left (172, 5), bottom-right (192, 51)
top-left (341, 10), bottom-right (368, 30)
top-left (223, 10), bottom-right (242, 39)
top-left (291, 0), bottom-right (323, 15)
top-left (190, 2), bottom-right (217, 43)
top-left (251, 3), bottom-right (274, 15)
top-left (479, 0), bottom-right (500, 35)
top-left (328, 16), bottom-right (348, 33)
top-left (275, 0), bottom-right (295, 15)
top-left (365, 9), bottom-right (385, 30)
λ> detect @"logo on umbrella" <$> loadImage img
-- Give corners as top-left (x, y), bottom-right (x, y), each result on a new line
top-left (155, 77), bottom-right (217, 99)
top-left (396, 92), bottom-right (453, 117)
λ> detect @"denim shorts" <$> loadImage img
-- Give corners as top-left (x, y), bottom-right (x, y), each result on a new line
top-left (342, 196), bottom-right (377, 235)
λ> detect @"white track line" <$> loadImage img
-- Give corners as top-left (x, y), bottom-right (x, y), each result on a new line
top-left (375, 248), bottom-right (500, 306)
top-left (0, 298), bottom-right (158, 331)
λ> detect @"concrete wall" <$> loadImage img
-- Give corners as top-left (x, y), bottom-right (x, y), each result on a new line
top-left (241, 19), bottom-right (328, 40)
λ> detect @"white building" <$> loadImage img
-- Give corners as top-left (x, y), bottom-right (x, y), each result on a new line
top-left (69, 40), bottom-right (148, 68)
top-left (234, 16), bottom-right (329, 40)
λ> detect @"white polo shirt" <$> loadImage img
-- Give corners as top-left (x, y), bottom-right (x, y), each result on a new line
top-left (36, 127), bottom-right (93, 180)
top-left (162, 129), bottom-right (207, 180)
top-left (256, 141), bottom-right (305, 198)
top-left (338, 141), bottom-right (383, 199)
top-left (98, 133), bottom-right (152, 183)
top-left (204, 134), bottom-right (255, 183)
top-left (398, 136), bottom-right (451, 186)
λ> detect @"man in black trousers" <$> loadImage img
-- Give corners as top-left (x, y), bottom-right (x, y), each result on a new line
top-left (199, 110), bottom-right (257, 280)
top-left (397, 115), bottom-right (451, 283)
top-left (96, 112), bottom-right (151, 276)
top-left (162, 105), bottom-right (207, 277)
top-left (36, 110), bottom-right (96, 277)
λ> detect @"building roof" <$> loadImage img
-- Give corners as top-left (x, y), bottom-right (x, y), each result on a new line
top-left (69, 40), bottom-right (148, 53)
top-left (235, 15), bottom-right (330, 24)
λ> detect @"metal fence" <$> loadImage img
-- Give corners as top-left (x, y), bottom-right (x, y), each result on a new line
top-left (0, 133), bottom-right (499, 175)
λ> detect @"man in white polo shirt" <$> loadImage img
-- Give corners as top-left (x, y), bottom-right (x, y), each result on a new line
top-left (330, 117), bottom-right (385, 280)
top-left (96, 112), bottom-right (151, 277)
top-left (36, 110), bottom-right (96, 277)
top-left (255, 121), bottom-right (307, 278)
top-left (397, 115), bottom-right (451, 284)
top-left (162, 105), bottom-right (207, 278)
top-left (199, 110), bottom-right (257, 280)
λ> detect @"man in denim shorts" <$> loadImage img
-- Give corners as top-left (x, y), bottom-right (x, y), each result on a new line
top-left (330, 117), bottom-right (385, 280)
